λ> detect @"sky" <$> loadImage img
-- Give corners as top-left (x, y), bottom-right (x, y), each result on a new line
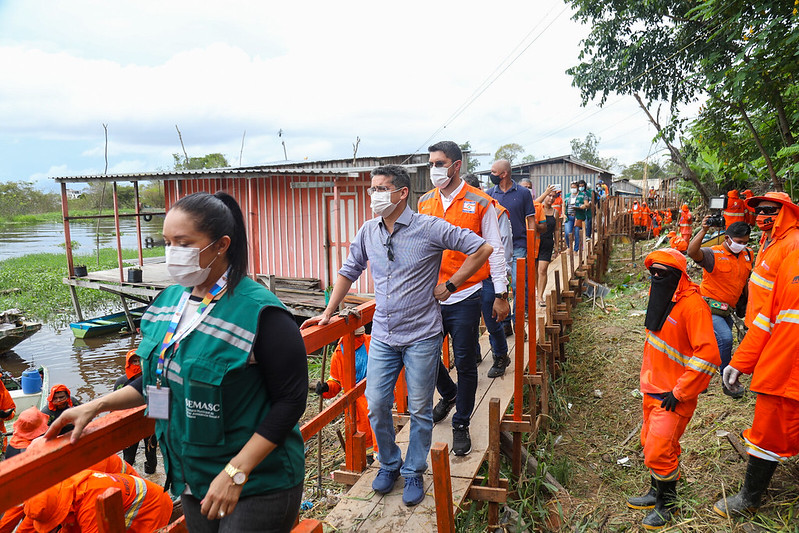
top-left (0, 0), bottom-right (676, 192)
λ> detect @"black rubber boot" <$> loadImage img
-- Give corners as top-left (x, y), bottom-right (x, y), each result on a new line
top-left (642, 479), bottom-right (677, 530)
top-left (713, 456), bottom-right (778, 518)
top-left (627, 476), bottom-right (657, 510)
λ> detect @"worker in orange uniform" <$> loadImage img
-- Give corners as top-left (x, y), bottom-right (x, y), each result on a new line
top-left (626, 248), bottom-right (720, 530)
top-left (687, 219), bottom-right (753, 397)
top-left (663, 210), bottom-right (672, 226)
top-left (0, 379), bottom-right (16, 454)
top-left (652, 211), bottom-right (662, 238)
top-left (742, 189), bottom-right (756, 225)
top-left (715, 248), bottom-right (799, 518)
top-left (315, 326), bottom-right (376, 453)
top-left (667, 231), bottom-right (687, 252)
top-left (744, 192), bottom-right (799, 329)
top-left (678, 204), bottom-right (693, 242)
top-left (631, 200), bottom-right (642, 229)
top-left (641, 202), bottom-right (653, 234)
top-left (23, 470), bottom-right (172, 533)
top-left (722, 190), bottom-right (746, 228)
top-left (4, 407), bottom-right (48, 458)
top-left (552, 187), bottom-right (563, 217)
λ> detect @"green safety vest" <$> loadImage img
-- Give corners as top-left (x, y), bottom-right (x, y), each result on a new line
top-left (138, 277), bottom-right (304, 499)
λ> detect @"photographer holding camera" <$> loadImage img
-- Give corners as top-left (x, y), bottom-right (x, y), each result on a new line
top-left (687, 217), bottom-right (753, 398)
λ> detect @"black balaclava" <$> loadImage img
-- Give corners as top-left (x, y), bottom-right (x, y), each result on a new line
top-left (645, 266), bottom-right (682, 331)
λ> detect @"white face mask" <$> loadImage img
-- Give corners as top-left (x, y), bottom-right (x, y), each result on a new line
top-left (430, 165), bottom-right (452, 189)
top-left (166, 241), bottom-right (219, 287)
top-left (371, 190), bottom-right (399, 217)
top-left (726, 239), bottom-right (747, 254)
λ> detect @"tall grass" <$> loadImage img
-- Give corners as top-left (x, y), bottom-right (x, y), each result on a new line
top-left (0, 247), bottom-right (164, 325)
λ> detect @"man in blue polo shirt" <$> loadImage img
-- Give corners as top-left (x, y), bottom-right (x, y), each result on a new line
top-left (488, 159), bottom-right (536, 336)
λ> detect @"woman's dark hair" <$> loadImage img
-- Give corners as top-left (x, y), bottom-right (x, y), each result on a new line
top-left (171, 191), bottom-right (248, 293)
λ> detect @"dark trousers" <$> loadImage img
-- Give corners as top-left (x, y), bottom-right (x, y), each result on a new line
top-left (481, 279), bottom-right (507, 358)
top-left (123, 434), bottom-right (158, 472)
top-left (181, 482), bottom-right (303, 533)
top-left (436, 290), bottom-right (482, 427)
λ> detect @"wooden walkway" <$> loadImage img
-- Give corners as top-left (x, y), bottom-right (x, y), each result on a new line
top-left (324, 319), bottom-right (529, 531)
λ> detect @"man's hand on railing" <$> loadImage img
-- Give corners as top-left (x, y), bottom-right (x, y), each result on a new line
top-left (301, 310), bottom-right (334, 329)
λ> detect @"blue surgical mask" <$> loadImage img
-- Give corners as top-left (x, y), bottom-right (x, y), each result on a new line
top-left (579, 186), bottom-right (585, 191)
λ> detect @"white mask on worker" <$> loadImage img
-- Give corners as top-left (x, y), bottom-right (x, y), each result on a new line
top-left (371, 190), bottom-right (398, 217)
top-left (430, 166), bottom-right (452, 189)
top-left (166, 241), bottom-right (219, 287)
top-left (726, 239), bottom-right (747, 254)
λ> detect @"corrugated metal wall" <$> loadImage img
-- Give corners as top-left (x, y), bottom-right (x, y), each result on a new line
top-left (533, 174), bottom-right (599, 195)
top-left (164, 174), bottom-right (375, 294)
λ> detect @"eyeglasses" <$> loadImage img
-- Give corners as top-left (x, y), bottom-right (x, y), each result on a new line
top-left (427, 161), bottom-right (458, 169)
top-left (367, 186), bottom-right (400, 196)
top-left (384, 232), bottom-right (394, 261)
top-left (754, 205), bottom-right (781, 215)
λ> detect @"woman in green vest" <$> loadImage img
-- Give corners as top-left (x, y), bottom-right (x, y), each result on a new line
top-left (46, 192), bottom-right (308, 532)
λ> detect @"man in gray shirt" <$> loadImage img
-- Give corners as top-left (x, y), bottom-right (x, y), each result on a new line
top-left (303, 164), bottom-right (492, 507)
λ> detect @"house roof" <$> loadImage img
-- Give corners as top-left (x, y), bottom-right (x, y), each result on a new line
top-left (51, 158), bottom-right (428, 183)
top-left (476, 154), bottom-right (614, 177)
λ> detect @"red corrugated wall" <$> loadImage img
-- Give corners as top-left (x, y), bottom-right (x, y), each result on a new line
top-left (164, 174), bottom-right (374, 294)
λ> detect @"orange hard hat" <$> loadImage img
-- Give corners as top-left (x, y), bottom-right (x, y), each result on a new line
top-left (10, 407), bottom-right (48, 443)
top-left (745, 191), bottom-right (799, 213)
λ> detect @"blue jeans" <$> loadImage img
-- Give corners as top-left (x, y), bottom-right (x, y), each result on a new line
top-left (481, 279), bottom-right (507, 359)
top-left (181, 483), bottom-right (302, 532)
top-left (565, 215), bottom-right (580, 251)
top-left (436, 290), bottom-right (482, 427)
top-left (712, 313), bottom-right (734, 372)
top-left (366, 334), bottom-right (443, 478)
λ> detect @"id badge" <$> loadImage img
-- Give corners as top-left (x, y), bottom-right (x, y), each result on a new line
top-left (146, 385), bottom-right (170, 420)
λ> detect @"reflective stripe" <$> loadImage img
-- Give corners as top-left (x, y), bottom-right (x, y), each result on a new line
top-left (679, 223), bottom-right (691, 227)
top-left (752, 312), bottom-right (772, 333)
top-left (125, 476), bottom-right (148, 527)
top-left (743, 437), bottom-right (785, 463)
top-left (750, 271), bottom-right (774, 291)
top-left (651, 467), bottom-right (680, 481)
top-left (204, 315), bottom-right (256, 344)
top-left (463, 190), bottom-right (490, 207)
top-left (646, 332), bottom-right (717, 376)
top-left (723, 212), bottom-right (744, 217)
top-left (775, 308), bottom-right (799, 326)
top-left (142, 305), bottom-right (180, 323)
top-left (196, 322), bottom-right (253, 354)
top-left (419, 190), bottom-right (436, 203)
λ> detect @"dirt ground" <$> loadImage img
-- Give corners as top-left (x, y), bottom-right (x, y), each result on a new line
top-left (549, 240), bottom-right (799, 532)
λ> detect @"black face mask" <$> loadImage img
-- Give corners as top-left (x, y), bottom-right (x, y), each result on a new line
top-left (645, 266), bottom-right (682, 332)
top-left (490, 174), bottom-right (502, 185)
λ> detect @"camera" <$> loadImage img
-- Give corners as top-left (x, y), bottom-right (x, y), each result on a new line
top-left (706, 196), bottom-right (726, 227)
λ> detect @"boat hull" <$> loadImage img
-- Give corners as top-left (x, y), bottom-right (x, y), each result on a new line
top-left (0, 322), bottom-right (43, 353)
top-left (69, 306), bottom-right (147, 339)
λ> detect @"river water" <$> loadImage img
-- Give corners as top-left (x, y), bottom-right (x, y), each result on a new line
top-left (0, 217), bottom-right (165, 401)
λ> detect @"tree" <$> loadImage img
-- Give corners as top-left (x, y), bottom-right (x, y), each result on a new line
top-left (564, 0), bottom-right (799, 201)
top-left (172, 153), bottom-right (230, 170)
top-left (459, 141), bottom-right (481, 173)
top-left (570, 133), bottom-right (618, 171)
top-left (494, 143), bottom-right (525, 165)
top-left (0, 182), bottom-right (59, 217)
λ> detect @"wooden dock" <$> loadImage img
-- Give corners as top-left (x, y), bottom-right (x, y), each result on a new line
top-left (323, 330), bottom-right (525, 532)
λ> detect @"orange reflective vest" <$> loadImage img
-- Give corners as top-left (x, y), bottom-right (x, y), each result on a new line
top-left (0, 381), bottom-right (15, 452)
top-left (552, 196), bottom-right (563, 216)
top-left (678, 210), bottom-right (693, 238)
top-left (418, 184), bottom-right (492, 291)
top-left (723, 193), bottom-right (746, 228)
top-left (631, 202), bottom-right (642, 225)
top-left (664, 210), bottom-right (673, 224)
top-left (746, 208), bottom-right (799, 328)
top-left (641, 250), bottom-right (721, 402)
top-left (698, 245), bottom-right (753, 306)
top-left (24, 471), bottom-right (172, 533)
top-left (669, 235), bottom-right (688, 252)
top-left (733, 248), bottom-right (799, 402)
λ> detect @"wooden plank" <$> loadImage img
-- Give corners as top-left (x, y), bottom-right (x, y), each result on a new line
top-left (431, 442), bottom-right (455, 533)
top-left (95, 487), bottom-right (125, 533)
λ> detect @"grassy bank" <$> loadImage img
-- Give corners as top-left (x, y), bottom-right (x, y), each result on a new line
top-left (0, 209), bottom-right (143, 225)
top-left (0, 247), bottom-right (165, 327)
top-left (546, 240), bottom-right (798, 531)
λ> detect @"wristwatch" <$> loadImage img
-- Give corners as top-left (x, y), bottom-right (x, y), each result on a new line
top-left (224, 463), bottom-right (248, 486)
top-left (445, 280), bottom-right (458, 293)
top-left (495, 292), bottom-right (509, 300)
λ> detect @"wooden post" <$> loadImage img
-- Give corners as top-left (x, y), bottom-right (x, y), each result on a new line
top-left (513, 258), bottom-right (525, 424)
top-left (133, 180), bottom-right (144, 267)
top-left (431, 442), bottom-right (455, 533)
top-left (96, 487), bottom-right (125, 533)
top-left (112, 182), bottom-right (124, 283)
top-left (341, 330), bottom-right (366, 473)
top-left (488, 398), bottom-right (501, 529)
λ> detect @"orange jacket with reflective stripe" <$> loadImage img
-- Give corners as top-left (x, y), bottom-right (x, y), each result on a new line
top-left (732, 248), bottom-right (799, 401)
top-left (699, 245), bottom-right (753, 306)
top-left (418, 184), bottom-right (492, 291)
top-left (746, 208), bottom-right (799, 328)
top-left (641, 251), bottom-right (720, 402)
top-left (723, 196), bottom-right (746, 228)
top-left (678, 210), bottom-right (692, 228)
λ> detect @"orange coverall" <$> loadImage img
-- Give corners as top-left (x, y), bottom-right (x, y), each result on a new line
top-left (0, 380), bottom-right (15, 453)
top-left (631, 202), bottom-right (642, 226)
top-left (731, 248), bottom-right (799, 461)
top-left (640, 249), bottom-right (721, 480)
top-left (722, 190), bottom-right (746, 228)
top-left (24, 471), bottom-right (172, 533)
top-left (678, 205), bottom-right (693, 241)
top-left (745, 196), bottom-right (799, 328)
top-left (742, 189), bottom-right (755, 225)
top-left (321, 334), bottom-right (375, 450)
top-left (667, 232), bottom-right (687, 252)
